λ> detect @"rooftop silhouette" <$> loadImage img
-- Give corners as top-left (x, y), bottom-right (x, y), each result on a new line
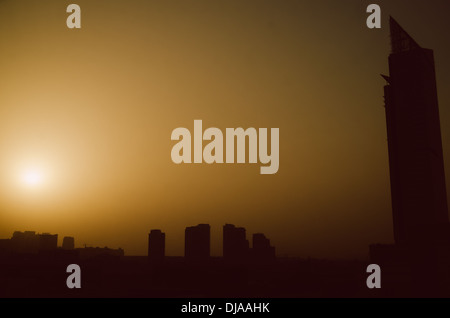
top-left (223, 224), bottom-right (249, 262)
top-left (148, 229), bottom-right (165, 261)
top-left (185, 224), bottom-right (211, 261)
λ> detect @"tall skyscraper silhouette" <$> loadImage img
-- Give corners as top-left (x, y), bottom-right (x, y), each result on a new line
top-left (223, 224), bottom-right (249, 261)
top-left (185, 224), bottom-right (210, 260)
top-left (382, 17), bottom-right (450, 245)
top-left (148, 229), bottom-right (165, 261)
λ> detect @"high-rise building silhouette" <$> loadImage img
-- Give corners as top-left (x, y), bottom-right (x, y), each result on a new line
top-left (382, 17), bottom-right (450, 245)
top-left (223, 224), bottom-right (249, 261)
top-left (252, 233), bottom-right (275, 260)
top-left (370, 19), bottom-right (450, 296)
top-left (62, 236), bottom-right (75, 250)
top-left (148, 229), bottom-right (165, 261)
top-left (185, 224), bottom-right (210, 260)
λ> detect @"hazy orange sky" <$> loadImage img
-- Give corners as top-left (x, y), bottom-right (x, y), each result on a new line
top-left (1, 0), bottom-right (450, 259)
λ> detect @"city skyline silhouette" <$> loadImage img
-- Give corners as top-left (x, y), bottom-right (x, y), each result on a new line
top-left (3, 1), bottom-right (450, 261)
top-left (0, 222), bottom-right (276, 260)
top-left (1, 1), bottom-right (450, 298)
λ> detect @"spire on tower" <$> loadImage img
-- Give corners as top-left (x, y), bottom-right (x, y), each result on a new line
top-left (389, 17), bottom-right (421, 53)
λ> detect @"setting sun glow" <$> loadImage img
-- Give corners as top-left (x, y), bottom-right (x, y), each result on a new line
top-left (22, 170), bottom-right (44, 188)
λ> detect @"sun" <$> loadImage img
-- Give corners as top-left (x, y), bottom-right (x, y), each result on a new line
top-left (22, 170), bottom-right (44, 188)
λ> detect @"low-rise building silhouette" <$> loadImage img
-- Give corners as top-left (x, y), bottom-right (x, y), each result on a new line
top-left (6, 231), bottom-right (58, 254)
top-left (76, 246), bottom-right (124, 260)
top-left (0, 239), bottom-right (11, 253)
top-left (38, 233), bottom-right (58, 251)
top-left (62, 236), bottom-right (75, 250)
top-left (11, 231), bottom-right (38, 253)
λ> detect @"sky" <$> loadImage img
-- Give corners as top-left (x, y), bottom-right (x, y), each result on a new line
top-left (1, 0), bottom-right (450, 259)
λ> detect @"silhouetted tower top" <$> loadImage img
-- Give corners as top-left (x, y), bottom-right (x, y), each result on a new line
top-left (148, 229), bottom-right (165, 261)
top-left (389, 17), bottom-right (421, 54)
top-left (223, 224), bottom-right (249, 260)
top-left (185, 224), bottom-right (210, 260)
top-left (383, 17), bottom-right (449, 245)
top-left (252, 233), bottom-right (275, 260)
top-left (253, 233), bottom-right (271, 249)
